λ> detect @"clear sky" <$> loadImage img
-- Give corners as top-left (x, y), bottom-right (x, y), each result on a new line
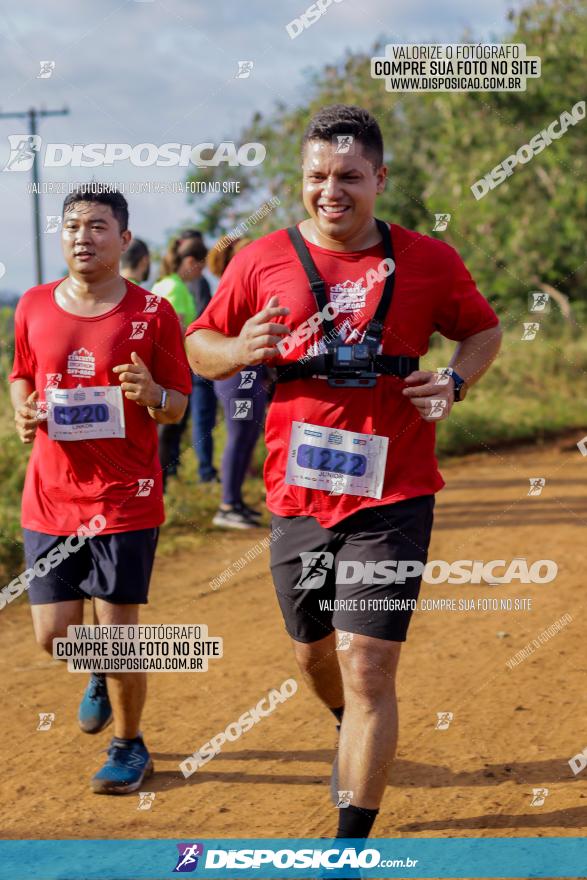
top-left (0, 0), bottom-right (513, 293)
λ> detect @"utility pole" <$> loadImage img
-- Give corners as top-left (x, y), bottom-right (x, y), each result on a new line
top-left (0, 106), bottom-right (69, 284)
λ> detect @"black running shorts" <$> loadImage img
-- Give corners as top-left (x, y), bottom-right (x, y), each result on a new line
top-left (22, 527), bottom-right (159, 605)
top-left (270, 496), bottom-right (435, 643)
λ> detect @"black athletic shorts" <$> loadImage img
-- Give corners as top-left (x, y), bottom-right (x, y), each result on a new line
top-left (270, 496), bottom-right (435, 643)
top-left (22, 527), bottom-right (159, 605)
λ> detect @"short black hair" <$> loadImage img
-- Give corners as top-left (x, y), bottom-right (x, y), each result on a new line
top-left (302, 104), bottom-right (384, 169)
top-left (62, 184), bottom-right (129, 232)
top-left (121, 238), bottom-right (149, 270)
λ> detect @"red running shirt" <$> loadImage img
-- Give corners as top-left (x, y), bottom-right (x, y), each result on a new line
top-left (186, 223), bottom-right (499, 528)
top-left (10, 280), bottom-right (192, 535)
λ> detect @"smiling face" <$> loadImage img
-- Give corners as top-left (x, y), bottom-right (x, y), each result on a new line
top-left (302, 139), bottom-right (387, 248)
top-left (61, 201), bottom-right (130, 280)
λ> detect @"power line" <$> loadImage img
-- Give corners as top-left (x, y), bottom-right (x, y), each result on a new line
top-left (0, 106), bottom-right (69, 284)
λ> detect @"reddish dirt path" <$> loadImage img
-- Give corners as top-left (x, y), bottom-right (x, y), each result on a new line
top-left (1, 438), bottom-right (585, 863)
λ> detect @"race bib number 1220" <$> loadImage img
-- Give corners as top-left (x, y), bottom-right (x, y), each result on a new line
top-left (46, 386), bottom-right (126, 441)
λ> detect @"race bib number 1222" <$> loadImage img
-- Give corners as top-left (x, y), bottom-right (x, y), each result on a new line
top-left (286, 420), bottom-right (388, 498)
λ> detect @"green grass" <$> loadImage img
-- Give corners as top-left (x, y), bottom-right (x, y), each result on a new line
top-left (1, 322), bottom-right (586, 583)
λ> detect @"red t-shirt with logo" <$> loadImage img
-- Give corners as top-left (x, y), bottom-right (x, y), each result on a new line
top-left (10, 280), bottom-right (192, 535)
top-left (186, 223), bottom-right (499, 528)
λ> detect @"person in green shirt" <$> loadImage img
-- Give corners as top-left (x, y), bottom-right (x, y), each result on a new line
top-left (153, 235), bottom-right (218, 486)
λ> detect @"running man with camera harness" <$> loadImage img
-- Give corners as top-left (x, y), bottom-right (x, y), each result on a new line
top-left (186, 105), bottom-right (502, 839)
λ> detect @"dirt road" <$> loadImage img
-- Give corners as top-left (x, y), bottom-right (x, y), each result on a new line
top-left (1, 437), bottom-right (585, 848)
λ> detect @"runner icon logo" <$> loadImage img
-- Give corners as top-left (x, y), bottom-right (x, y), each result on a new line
top-left (236, 61), bottom-right (254, 78)
top-left (173, 843), bottom-right (204, 873)
top-left (529, 292), bottom-right (550, 312)
top-left (44, 215), bottom-right (61, 233)
top-left (67, 347), bottom-right (95, 378)
top-left (435, 711), bottom-right (453, 730)
top-left (130, 321), bottom-right (148, 340)
top-left (295, 552), bottom-right (334, 589)
top-left (45, 373), bottom-right (62, 389)
top-left (137, 791), bottom-right (156, 811)
top-left (2, 134), bottom-right (41, 172)
top-left (336, 631), bottom-right (354, 652)
top-left (37, 712), bottom-right (55, 731)
top-left (143, 295), bottom-right (161, 313)
top-left (521, 322), bottom-right (540, 341)
top-left (136, 479), bottom-right (155, 497)
top-left (238, 370), bottom-right (256, 389)
top-left (231, 399), bottom-right (253, 420)
top-left (433, 213), bottom-right (451, 231)
top-left (528, 478), bottom-right (546, 497)
top-left (336, 790), bottom-right (353, 808)
top-left (37, 61), bottom-right (55, 78)
top-left (335, 134), bottom-right (354, 154)
top-left (428, 399), bottom-right (448, 418)
top-left (530, 788), bottom-right (549, 807)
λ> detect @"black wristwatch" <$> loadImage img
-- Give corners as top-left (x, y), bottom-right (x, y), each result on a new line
top-left (444, 368), bottom-right (467, 402)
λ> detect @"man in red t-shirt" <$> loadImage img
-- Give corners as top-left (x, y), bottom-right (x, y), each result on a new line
top-left (9, 185), bottom-right (191, 794)
top-left (186, 105), bottom-right (502, 840)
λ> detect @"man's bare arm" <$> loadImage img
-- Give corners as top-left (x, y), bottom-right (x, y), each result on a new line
top-left (186, 295), bottom-right (290, 380)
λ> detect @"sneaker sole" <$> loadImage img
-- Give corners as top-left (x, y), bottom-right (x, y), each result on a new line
top-left (212, 515), bottom-right (255, 530)
top-left (79, 710), bottom-right (113, 735)
top-left (91, 759), bottom-right (154, 795)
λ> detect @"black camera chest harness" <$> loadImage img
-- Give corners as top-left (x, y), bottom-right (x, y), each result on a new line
top-left (274, 219), bottom-right (419, 388)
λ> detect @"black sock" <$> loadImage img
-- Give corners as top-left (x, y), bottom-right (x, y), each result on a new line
top-left (336, 804), bottom-right (379, 839)
top-left (330, 705), bottom-right (345, 723)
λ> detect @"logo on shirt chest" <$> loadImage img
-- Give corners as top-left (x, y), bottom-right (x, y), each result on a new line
top-left (329, 280), bottom-right (367, 313)
top-left (67, 348), bottom-right (95, 378)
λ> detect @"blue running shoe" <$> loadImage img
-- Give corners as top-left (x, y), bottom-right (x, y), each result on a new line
top-left (91, 736), bottom-right (153, 795)
top-left (78, 673), bottom-right (112, 734)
